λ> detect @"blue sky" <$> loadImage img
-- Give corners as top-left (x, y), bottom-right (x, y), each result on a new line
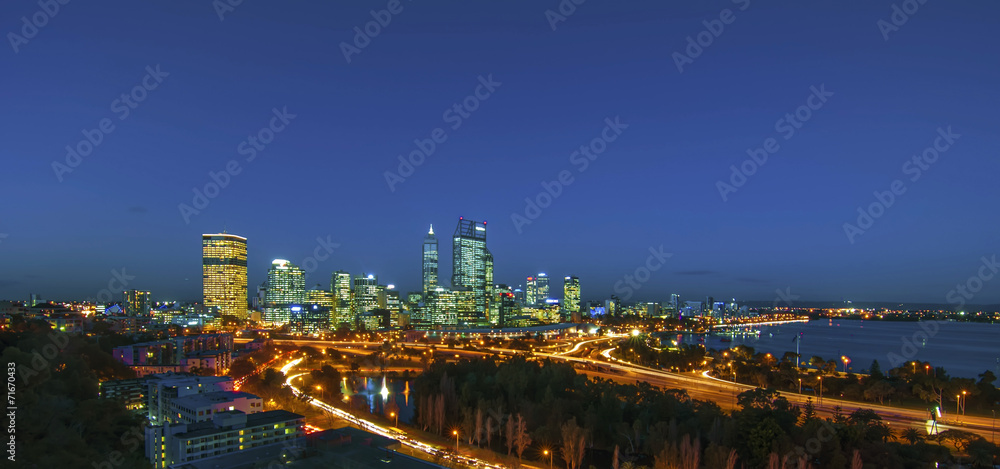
top-left (1, 0), bottom-right (998, 305)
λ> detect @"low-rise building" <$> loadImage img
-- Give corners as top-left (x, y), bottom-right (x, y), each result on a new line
top-left (145, 409), bottom-right (305, 468)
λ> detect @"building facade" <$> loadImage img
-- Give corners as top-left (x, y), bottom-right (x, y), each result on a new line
top-left (202, 233), bottom-right (248, 319)
top-left (265, 259), bottom-right (306, 325)
top-left (451, 218), bottom-right (492, 314)
top-left (422, 225), bottom-right (438, 295)
top-left (562, 276), bottom-right (580, 315)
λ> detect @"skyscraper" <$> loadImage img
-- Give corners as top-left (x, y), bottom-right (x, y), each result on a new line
top-left (202, 233), bottom-right (248, 319)
top-left (422, 225), bottom-right (438, 295)
top-left (330, 271), bottom-right (352, 329)
top-left (563, 276), bottom-right (580, 314)
top-left (536, 273), bottom-right (550, 305)
top-left (352, 274), bottom-right (380, 315)
top-left (123, 290), bottom-right (152, 316)
top-left (525, 276), bottom-right (537, 306)
top-left (264, 259), bottom-right (305, 325)
top-left (452, 218), bottom-right (492, 314)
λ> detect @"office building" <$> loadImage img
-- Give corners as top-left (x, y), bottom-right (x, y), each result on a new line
top-left (562, 276), bottom-right (580, 315)
top-left (451, 218), bottom-right (492, 314)
top-left (123, 290), bottom-right (152, 316)
top-left (422, 225), bottom-right (438, 295)
top-left (265, 259), bottom-right (306, 325)
top-left (145, 409), bottom-right (305, 468)
top-left (202, 233), bottom-right (248, 319)
top-left (330, 271), bottom-right (352, 328)
top-left (352, 274), bottom-right (380, 315)
top-left (290, 304), bottom-right (330, 334)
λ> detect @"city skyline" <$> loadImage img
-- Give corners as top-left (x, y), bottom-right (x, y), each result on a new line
top-left (2, 2), bottom-right (999, 306)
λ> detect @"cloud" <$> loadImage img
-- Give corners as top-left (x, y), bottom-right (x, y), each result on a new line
top-left (675, 270), bottom-right (718, 276)
top-left (737, 277), bottom-right (769, 284)
top-left (0, 279), bottom-right (20, 289)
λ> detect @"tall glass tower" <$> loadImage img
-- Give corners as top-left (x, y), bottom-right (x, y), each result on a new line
top-left (422, 225), bottom-right (438, 295)
top-left (202, 233), bottom-right (248, 319)
top-left (264, 259), bottom-right (305, 325)
top-left (563, 276), bottom-right (580, 313)
top-left (452, 217), bottom-right (492, 313)
top-left (331, 270), bottom-right (352, 328)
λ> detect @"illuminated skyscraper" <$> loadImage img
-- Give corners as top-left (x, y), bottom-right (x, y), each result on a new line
top-left (452, 218), bottom-right (492, 313)
top-left (562, 276), bottom-right (580, 314)
top-left (123, 290), bottom-right (152, 316)
top-left (422, 225), bottom-right (438, 295)
top-left (536, 273), bottom-right (549, 304)
top-left (264, 259), bottom-right (305, 325)
top-left (526, 276), bottom-right (537, 306)
top-left (352, 274), bottom-right (380, 315)
top-left (202, 233), bottom-right (248, 319)
top-left (331, 271), bottom-right (352, 329)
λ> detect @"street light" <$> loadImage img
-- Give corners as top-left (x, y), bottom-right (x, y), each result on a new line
top-left (798, 378), bottom-right (802, 394)
top-left (453, 430), bottom-right (459, 452)
top-left (543, 449), bottom-right (552, 469)
top-left (818, 377), bottom-right (823, 406)
top-left (391, 411), bottom-right (398, 428)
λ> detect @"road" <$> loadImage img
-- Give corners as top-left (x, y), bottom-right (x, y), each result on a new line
top-left (248, 337), bottom-right (998, 441)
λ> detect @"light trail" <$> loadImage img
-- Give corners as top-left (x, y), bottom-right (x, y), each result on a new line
top-left (282, 365), bottom-right (504, 469)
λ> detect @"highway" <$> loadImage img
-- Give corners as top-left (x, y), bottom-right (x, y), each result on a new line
top-left (248, 336), bottom-right (998, 441)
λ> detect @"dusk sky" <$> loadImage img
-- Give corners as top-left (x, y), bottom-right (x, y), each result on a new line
top-left (2, 1), bottom-right (998, 305)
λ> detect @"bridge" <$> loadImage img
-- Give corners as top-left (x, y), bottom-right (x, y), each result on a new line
top-left (710, 318), bottom-right (809, 329)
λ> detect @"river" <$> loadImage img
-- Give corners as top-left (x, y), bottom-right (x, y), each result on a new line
top-left (669, 319), bottom-right (1000, 379)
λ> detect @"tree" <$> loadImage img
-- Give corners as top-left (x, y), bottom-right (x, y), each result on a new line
top-left (514, 413), bottom-right (532, 462)
top-left (560, 418), bottom-right (587, 469)
top-left (900, 427), bottom-right (923, 445)
top-left (863, 380), bottom-right (894, 405)
top-left (935, 429), bottom-right (982, 453)
top-left (869, 359), bottom-right (884, 380)
top-left (505, 414), bottom-right (514, 456)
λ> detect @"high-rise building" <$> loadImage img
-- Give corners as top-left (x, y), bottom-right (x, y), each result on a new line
top-left (562, 276), bottom-right (580, 314)
top-left (306, 286), bottom-right (335, 310)
top-left (535, 272), bottom-right (549, 306)
top-left (264, 259), bottom-right (305, 325)
top-left (331, 271), bottom-right (352, 328)
top-left (202, 233), bottom-right (248, 319)
top-left (124, 290), bottom-right (152, 316)
top-left (452, 218), bottom-right (492, 313)
top-left (669, 293), bottom-right (681, 311)
top-left (525, 276), bottom-right (537, 306)
top-left (352, 274), bottom-right (380, 315)
top-left (422, 225), bottom-right (438, 295)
